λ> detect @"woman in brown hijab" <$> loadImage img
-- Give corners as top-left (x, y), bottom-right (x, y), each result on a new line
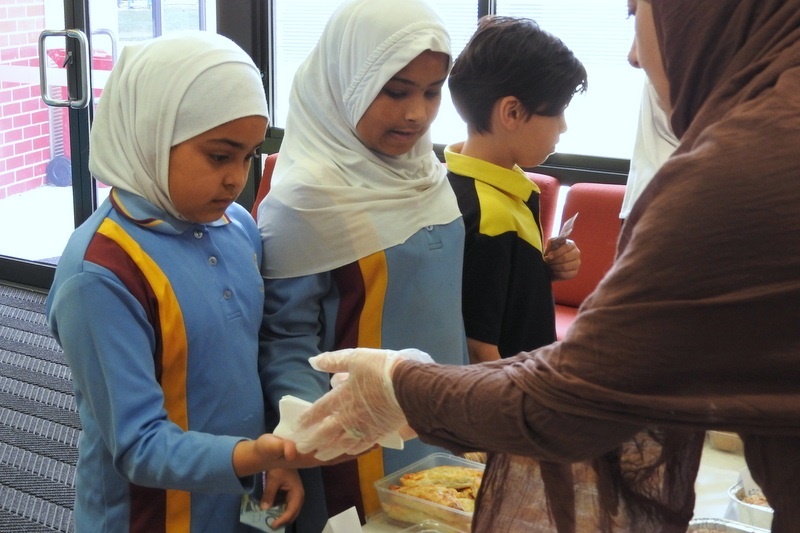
top-left (292, 1), bottom-right (800, 531)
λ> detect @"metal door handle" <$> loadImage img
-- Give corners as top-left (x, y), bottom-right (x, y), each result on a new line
top-left (38, 29), bottom-right (90, 109)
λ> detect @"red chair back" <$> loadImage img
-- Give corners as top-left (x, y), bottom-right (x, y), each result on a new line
top-left (251, 152), bottom-right (279, 220)
top-left (552, 182), bottom-right (625, 338)
top-left (527, 172), bottom-right (560, 240)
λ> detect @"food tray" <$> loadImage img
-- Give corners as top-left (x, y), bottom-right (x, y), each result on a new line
top-left (400, 519), bottom-right (464, 533)
top-left (689, 518), bottom-right (769, 532)
top-left (727, 483), bottom-right (773, 530)
top-left (375, 453), bottom-right (485, 533)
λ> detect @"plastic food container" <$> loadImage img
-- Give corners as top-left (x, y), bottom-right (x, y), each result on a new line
top-left (688, 517), bottom-right (769, 532)
top-left (727, 483), bottom-right (773, 530)
top-left (375, 453), bottom-right (485, 533)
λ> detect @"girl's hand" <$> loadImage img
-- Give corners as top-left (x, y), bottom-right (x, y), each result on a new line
top-left (260, 468), bottom-right (304, 529)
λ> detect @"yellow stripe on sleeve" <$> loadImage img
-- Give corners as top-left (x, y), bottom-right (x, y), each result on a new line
top-left (97, 218), bottom-right (191, 533)
top-left (356, 252), bottom-right (388, 348)
top-left (354, 252), bottom-right (389, 516)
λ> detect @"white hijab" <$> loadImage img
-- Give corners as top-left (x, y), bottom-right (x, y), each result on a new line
top-left (258, 0), bottom-right (462, 278)
top-left (89, 31), bottom-right (268, 221)
top-left (619, 79), bottom-right (679, 219)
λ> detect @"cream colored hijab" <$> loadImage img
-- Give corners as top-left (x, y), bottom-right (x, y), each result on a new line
top-left (89, 31), bottom-right (268, 221)
top-left (258, 0), bottom-right (461, 278)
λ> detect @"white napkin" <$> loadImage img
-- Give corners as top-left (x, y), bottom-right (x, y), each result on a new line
top-left (549, 212), bottom-right (578, 250)
top-left (322, 506), bottom-right (362, 533)
top-left (273, 395), bottom-right (404, 450)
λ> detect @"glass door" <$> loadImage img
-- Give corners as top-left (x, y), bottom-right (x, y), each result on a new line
top-left (0, 0), bottom-right (216, 289)
top-left (0, 1), bottom-right (77, 270)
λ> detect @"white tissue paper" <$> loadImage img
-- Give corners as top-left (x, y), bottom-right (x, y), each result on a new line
top-left (273, 395), bottom-right (404, 450)
top-left (322, 506), bottom-right (362, 533)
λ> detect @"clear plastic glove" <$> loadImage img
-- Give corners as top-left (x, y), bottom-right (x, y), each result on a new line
top-left (292, 348), bottom-right (433, 461)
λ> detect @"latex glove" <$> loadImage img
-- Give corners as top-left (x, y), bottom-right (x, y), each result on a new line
top-left (293, 348), bottom-right (433, 460)
top-left (329, 371), bottom-right (349, 389)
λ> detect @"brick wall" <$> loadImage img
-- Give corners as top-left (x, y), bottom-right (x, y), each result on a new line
top-left (0, 0), bottom-right (51, 200)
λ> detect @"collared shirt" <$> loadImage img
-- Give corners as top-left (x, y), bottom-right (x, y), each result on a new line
top-left (46, 189), bottom-right (265, 533)
top-left (445, 145), bottom-right (556, 357)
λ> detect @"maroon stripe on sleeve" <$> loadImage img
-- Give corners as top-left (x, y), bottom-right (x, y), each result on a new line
top-left (85, 232), bottom-right (170, 532)
top-left (85, 232), bottom-right (164, 382)
top-left (129, 484), bottom-right (168, 533)
top-left (332, 261), bottom-right (366, 349)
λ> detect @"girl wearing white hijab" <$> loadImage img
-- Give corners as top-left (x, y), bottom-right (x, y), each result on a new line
top-left (46, 31), bottom-right (307, 533)
top-left (256, 0), bottom-right (468, 527)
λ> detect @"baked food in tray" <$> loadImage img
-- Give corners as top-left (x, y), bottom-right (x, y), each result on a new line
top-left (398, 465), bottom-right (483, 490)
top-left (375, 453), bottom-right (485, 532)
top-left (390, 464), bottom-right (483, 514)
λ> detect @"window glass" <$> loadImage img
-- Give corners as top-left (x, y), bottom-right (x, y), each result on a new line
top-left (496, 0), bottom-right (643, 158)
top-left (272, 1), bottom-right (341, 127)
top-left (425, 0), bottom-right (480, 144)
top-left (271, 0), bottom-right (642, 159)
top-left (0, 0), bottom-right (216, 266)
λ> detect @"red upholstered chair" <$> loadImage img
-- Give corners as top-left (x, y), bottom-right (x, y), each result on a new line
top-left (552, 182), bottom-right (625, 340)
top-left (526, 172), bottom-right (560, 241)
top-left (250, 152), bottom-right (279, 220)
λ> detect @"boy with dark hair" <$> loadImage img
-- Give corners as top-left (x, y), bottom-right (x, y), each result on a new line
top-left (446, 15), bottom-right (587, 362)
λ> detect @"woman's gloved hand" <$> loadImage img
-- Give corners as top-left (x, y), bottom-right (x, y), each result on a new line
top-left (292, 348), bottom-right (432, 460)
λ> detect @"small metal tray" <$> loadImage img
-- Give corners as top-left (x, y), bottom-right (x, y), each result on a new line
top-left (400, 519), bottom-right (464, 533)
top-left (688, 517), bottom-right (769, 532)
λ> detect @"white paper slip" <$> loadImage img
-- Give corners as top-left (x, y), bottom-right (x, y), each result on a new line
top-left (322, 506), bottom-right (362, 533)
top-left (272, 395), bottom-right (312, 440)
top-left (549, 212), bottom-right (578, 250)
top-left (273, 395), bottom-right (404, 450)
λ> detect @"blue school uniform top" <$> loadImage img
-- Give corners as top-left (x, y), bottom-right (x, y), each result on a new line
top-left (46, 188), bottom-right (266, 533)
top-left (259, 219), bottom-right (469, 526)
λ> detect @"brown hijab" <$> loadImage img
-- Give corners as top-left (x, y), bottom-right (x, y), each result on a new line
top-left (396, 0), bottom-right (800, 531)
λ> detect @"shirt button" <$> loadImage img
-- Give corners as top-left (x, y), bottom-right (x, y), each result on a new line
top-left (223, 290), bottom-right (232, 300)
top-left (208, 256), bottom-right (218, 266)
top-left (193, 230), bottom-right (204, 239)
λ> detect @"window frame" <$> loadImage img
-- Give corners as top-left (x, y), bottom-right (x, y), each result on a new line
top-left (256, 0), bottom-right (630, 189)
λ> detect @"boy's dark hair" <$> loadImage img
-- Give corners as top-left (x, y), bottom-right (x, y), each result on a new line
top-left (449, 16), bottom-right (588, 134)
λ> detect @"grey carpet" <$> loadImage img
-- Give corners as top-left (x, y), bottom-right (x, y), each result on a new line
top-left (0, 283), bottom-right (77, 532)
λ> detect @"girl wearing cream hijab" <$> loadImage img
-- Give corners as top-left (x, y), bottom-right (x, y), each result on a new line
top-left (257, 0), bottom-right (468, 528)
top-left (46, 31), bottom-right (308, 533)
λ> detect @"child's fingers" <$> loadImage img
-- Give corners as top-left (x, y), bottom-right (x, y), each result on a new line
top-left (272, 486), bottom-right (304, 528)
top-left (261, 472), bottom-right (281, 508)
